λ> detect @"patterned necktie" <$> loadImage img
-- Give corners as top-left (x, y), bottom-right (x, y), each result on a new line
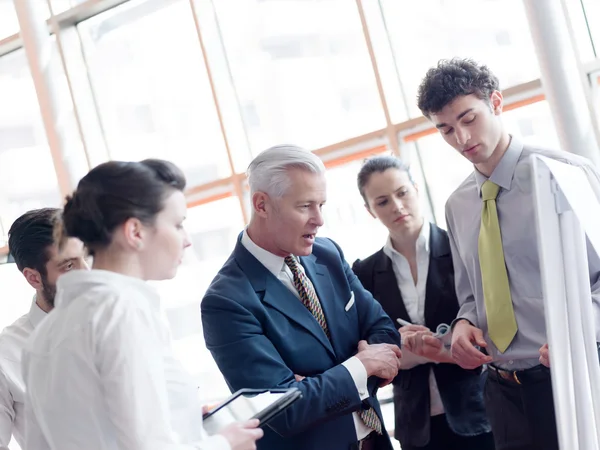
top-left (284, 256), bottom-right (382, 435)
top-left (479, 180), bottom-right (518, 353)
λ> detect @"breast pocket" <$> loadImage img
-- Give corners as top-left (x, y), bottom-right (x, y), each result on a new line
top-left (344, 292), bottom-right (355, 312)
top-left (342, 291), bottom-right (360, 334)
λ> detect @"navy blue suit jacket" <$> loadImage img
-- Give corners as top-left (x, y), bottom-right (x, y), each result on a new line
top-left (201, 235), bottom-right (400, 450)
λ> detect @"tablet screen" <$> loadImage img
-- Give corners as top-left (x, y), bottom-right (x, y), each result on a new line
top-left (203, 391), bottom-right (288, 435)
top-left (215, 392), bottom-right (286, 422)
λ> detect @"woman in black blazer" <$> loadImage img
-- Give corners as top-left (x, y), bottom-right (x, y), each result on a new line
top-left (352, 155), bottom-right (494, 450)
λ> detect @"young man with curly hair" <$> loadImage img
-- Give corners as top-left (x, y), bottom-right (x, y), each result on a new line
top-left (414, 58), bottom-right (600, 450)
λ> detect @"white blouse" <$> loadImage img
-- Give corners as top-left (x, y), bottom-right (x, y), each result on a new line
top-left (383, 222), bottom-right (445, 417)
top-left (22, 269), bottom-right (230, 450)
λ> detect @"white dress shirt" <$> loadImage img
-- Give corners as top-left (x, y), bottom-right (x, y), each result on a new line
top-left (0, 299), bottom-right (46, 449)
top-left (383, 222), bottom-right (444, 416)
top-left (241, 231), bottom-right (372, 440)
top-left (22, 270), bottom-right (230, 450)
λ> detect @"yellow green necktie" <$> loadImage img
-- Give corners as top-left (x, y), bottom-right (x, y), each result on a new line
top-left (479, 180), bottom-right (518, 353)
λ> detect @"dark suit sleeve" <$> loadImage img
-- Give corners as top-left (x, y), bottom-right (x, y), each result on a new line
top-left (351, 259), bottom-right (370, 291)
top-left (201, 294), bottom-right (363, 438)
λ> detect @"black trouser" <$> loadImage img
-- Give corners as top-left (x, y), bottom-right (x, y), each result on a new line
top-left (401, 414), bottom-right (495, 450)
top-left (484, 365), bottom-right (559, 450)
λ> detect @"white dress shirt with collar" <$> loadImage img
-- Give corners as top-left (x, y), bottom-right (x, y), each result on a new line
top-left (22, 270), bottom-right (230, 450)
top-left (0, 298), bottom-right (46, 450)
top-left (382, 221), bottom-right (444, 417)
top-left (241, 230), bottom-right (373, 440)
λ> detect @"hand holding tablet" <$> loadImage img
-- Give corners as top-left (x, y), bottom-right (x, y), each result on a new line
top-left (203, 388), bottom-right (302, 436)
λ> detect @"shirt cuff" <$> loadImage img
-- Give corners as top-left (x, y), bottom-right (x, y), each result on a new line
top-left (451, 316), bottom-right (476, 330)
top-left (341, 356), bottom-right (369, 400)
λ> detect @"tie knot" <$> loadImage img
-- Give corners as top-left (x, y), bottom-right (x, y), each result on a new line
top-left (284, 255), bottom-right (299, 273)
top-left (481, 180), bottom-right (500, 201)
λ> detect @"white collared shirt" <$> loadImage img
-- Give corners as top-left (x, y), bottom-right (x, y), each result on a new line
top-left (241, 231), bottom-right (372, 440)
top-left (0, 298), bottom-right (46, 449)
top-left (383, 222), bottom-right (444, 417)
top-left (383, 221), bottom-right (430, 326)
top-left (22, 270), bottom-right (230, 450)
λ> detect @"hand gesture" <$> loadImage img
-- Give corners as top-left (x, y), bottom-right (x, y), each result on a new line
top-left (355, 340), bottom-right (402, 386)
top-left (451, 320), bottom-right (492, 369)
top-left (404, 331), bottom-right (444, 360)
top-left (398, 324), bottom-right (429, 343)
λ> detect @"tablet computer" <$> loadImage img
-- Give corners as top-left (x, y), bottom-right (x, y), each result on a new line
top-left (202, 388), bottom-right (302, 435)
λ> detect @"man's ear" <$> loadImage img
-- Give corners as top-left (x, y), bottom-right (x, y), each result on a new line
top-left (22, 267), bottom-right (44, 291)
top-left (490, 90), bottom-right (504, 115)
top-left (252, 192), bottom-right (270, 218)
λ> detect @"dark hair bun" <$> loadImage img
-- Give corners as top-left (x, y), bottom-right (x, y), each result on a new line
top-left (59, 159), bottom-right (186, 254)
top-left (141, 159), bottom-right (186, 190)
top-left (62, 191), bottom-right (112, 249)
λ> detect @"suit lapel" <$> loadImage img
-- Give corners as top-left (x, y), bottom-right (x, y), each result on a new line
top-left (261, 278), bottom-right (335, 357)
top-left (373, 250), bottom-right (411, 324)
top-left (424, 224), bottom-right (451, 324)
top-left (300, 254), bottom-right (341, 358)
top-left (234, 239), bottom-right (335, 358)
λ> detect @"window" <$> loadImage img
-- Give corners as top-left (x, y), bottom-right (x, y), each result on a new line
top-left (212, 0), bottom-right (386, 153)
top-left (0, 0), bottom-right (19, 38)
top-left (0, 50), bottom-right (61, 246)
top-left (77, 0), bottom-right (232, 188)
top-left (415, 101), bottom-right (559, 225)
top-left (379, 0), bottom-right (541, 118)
top-left (581, 0), bottom-right (600, 56)
top-left (50, 0), bottom-right (88, 15)
top-left (319, 160), bottom-right (389, 264)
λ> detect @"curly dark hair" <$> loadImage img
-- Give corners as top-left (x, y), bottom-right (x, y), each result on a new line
top-left (417, 58), bottom-right (500, 118)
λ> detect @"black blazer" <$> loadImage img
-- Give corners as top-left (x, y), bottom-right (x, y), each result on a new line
top-left (352, 224), bottom-right (490, 448)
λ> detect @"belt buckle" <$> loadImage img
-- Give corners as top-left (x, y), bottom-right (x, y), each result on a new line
top-left (512, 370), bottom-right (522, 385)
top-left (492, 365), bottom-right (522, 385)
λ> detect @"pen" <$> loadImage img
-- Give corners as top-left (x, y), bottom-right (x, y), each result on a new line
top-left (396, 318), bottom-right (413, 327)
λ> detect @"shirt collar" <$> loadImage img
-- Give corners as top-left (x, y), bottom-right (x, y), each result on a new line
top-left (56, 270), bottom-right (161, 312)
top-left (28, 295), bottom-right (47, 329)
top-left (241, 229), bottom-right (287, 277)
top-left (383, 220), bottom-right (430, 259)
top-left (475, 135), bottom-right (523, 195)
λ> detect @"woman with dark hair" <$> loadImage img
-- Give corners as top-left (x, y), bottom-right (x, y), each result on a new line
top-left (22, 159), bottom-right (263, 450)
top-left (352, 155), bottom-right (494, 450)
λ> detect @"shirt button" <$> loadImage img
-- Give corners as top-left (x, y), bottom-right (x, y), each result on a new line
top-left (359, 390), bottom-right (366, 396)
